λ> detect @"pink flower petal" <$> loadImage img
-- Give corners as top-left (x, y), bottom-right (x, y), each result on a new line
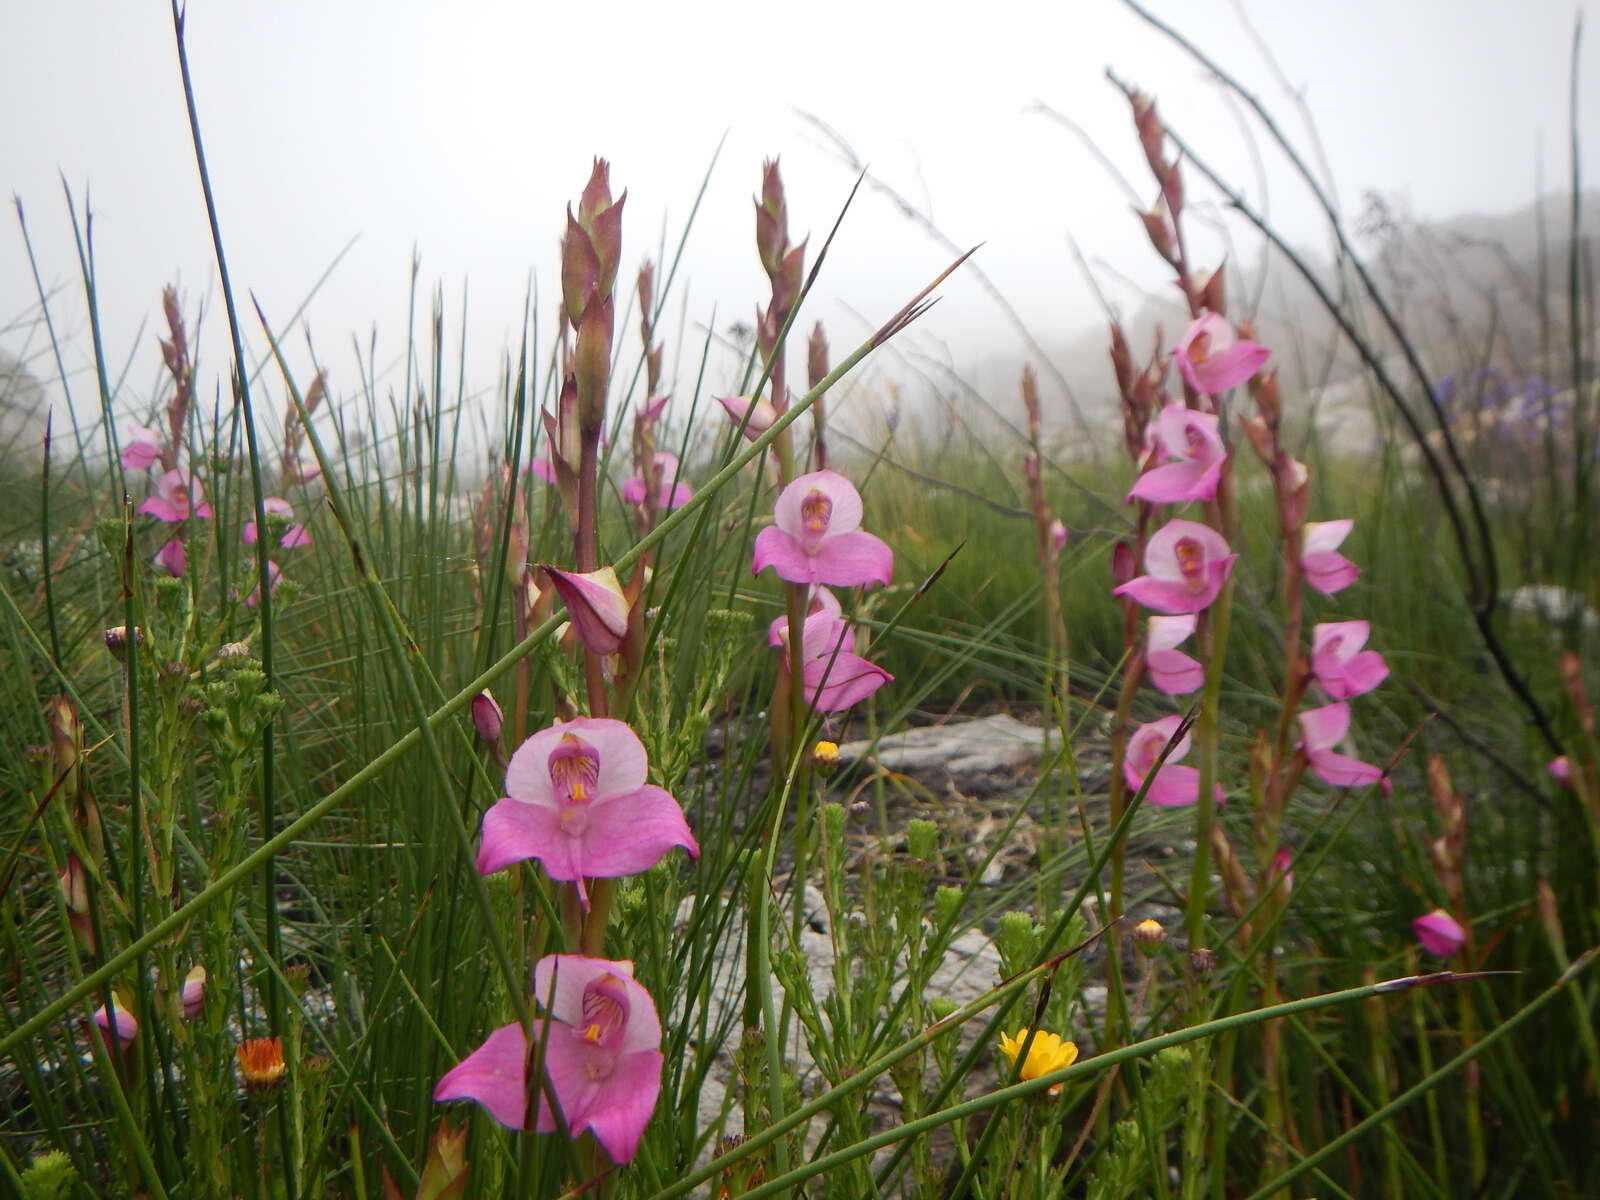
top-left (1307, 748), bottom-right (1383, 788)
top-left (121, 428), bottom-right (162, 471)
top-left (1127, 457), bottom-right (1222, 505)
top-left (138, 497), bottom-right (186, 523)
top-left (1123, 715), bottom-right (1192, 787)
top-left (802, 650), bottom-right (892, 712)
top-left (1297, 701), bottom-right (1351, 753)
top-left (530, 457), bottom-right (558, 484)
top-left (1303, 520), bottom-right (1352, 556)
top-left (154, 538), bottom-right (187, 578)
top-left (1412, 909), bottom-right (1465, 957)
top-left (543, 565), bottom-right (630, 655)
top-left (1148, 614), bottom-right (1198, 654)
top-left (92, 1000), bottom-right (139, 1044)
top-left (279, 523), bottom-right (313, 548)
top-left (621, 476), bottom-right (647, 504)
top-left (1548, 756), bottom-right (1573, 785)
top-left (263, 497), bottom-right (295, 518)
top-left (476, 796), bottom-right (573, 876)
top-left (1303, 551), bottom-right (1359, 595)
top-left (1189, 342), bottom-right (1269, 394)
top-left (580, 1049), bottom-right (664, 1164)
top-left (766, 587), bottom-right (843, 645)
top-left (1147, 648), bottom-right (1204, 695)
top-left (575, 785), bottom-right (699, 877)
top-left (1113, 574), bottom-right (1216, 615)
top-left (434, 1022), bottom-right (528, 1130)
top-left (808, 531), bottom-right (894, 589)
top-left (751, 526), bottom-right (816, 583)
top-left (718, 394), bottom-right (777, 440)
top-left (1143, 763), bottom-right (1223, 808)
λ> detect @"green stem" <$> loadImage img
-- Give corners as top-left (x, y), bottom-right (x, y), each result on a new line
top-left (1245, 948), bottom-right (1599, 1200)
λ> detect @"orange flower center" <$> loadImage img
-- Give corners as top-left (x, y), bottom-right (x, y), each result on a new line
top-left (548, 733), bottom-right (600, 805)
top-left (800, 490), bottom-right (832, 535)
top-left (1175, 537), bottom-right (1206, 592)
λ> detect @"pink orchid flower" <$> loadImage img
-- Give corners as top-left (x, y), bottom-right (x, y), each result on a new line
top-left (121, 425), bottom-right (163, 471)
top-left (1173, 312), bottom-right (1269, 395)
top-left (1548, 756), bottom-right (1573, 785)
top-left (1123, 714), bottom-right (1224, 808)
top-left (622, 452), bottom-right (693, 510)
top-left (1412, 909), bottom-right (1466, 957)
top-left (1113, 518), bottom-right (1236, 614)
top-left (243, 497), bottom-right (312, 548)
top-left (1146, 614), bottom-right (1204, 695)
top-left (243, 561), bottom-right (283, 609)
top-left (1310, 621), bottom-right (1389, 699)
top-left (1049, 520), bottom-right (1069, 553)
top-left (752, 469), bottom-right (893, 588)
top-left (154, 538), bottom-right (187, 578)
top-left (718, 393), bottom-right (778, 441)
top-left (434, 954), bottom-right (664, 1164)
top-left (476, 718), bottom-right (698, 904)
top-left (543, 566), bottom-right (631, 656)
top-left (528, 457), bottom-right (558, 485)
top-left (765, 585), bottom-right (843, 646)
top-left (1302, 520), bottom-right (1359, 595)
top-left (92, 996), bottom-right (139, 1047)
top-left (1127, 404), bottom-right (1227, 505)
top-left (1297, 701), bottom-right (1384, 788)
top-left (778, 610), bottom-right (893, 713)
top-left (137, 469), bottom-right (213, 522)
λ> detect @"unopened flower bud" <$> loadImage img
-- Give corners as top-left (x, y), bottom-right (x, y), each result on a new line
top-left (1189, 947), bottom-right (1216, 977)
top-left (1133, 918), bottom-right (1166, 948)
top-left (812, 739), bottom-right (840, 773)
top-left (1049, 520), bottom-right (1069, 553)
top-left (1139, 207), bottom-right (1176, 261)
top-left (181, 965), bottom-right (206, 1020)
top-left (472, 690), bottom-right (504, 744)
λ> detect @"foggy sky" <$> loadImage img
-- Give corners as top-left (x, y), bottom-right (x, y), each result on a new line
top-left (1, 0), bottom-right (1594, 439)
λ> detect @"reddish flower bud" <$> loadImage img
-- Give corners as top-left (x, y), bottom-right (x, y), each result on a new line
top-left (578, 158), bottom-right (613, 228)
top-left (1130, 90), bottom-right (1166, 178)
top-left (808, 322), bottom-right (830, 390)
top-left (1199, 269), bottom-right (1227, 319)
top-left (1139, 207), bottom-right (1176, 261)
top-left (756, 159), bottom-right (789, 277)
top-left (1161, 162), bottom-right (1185, 217)
top-left (471, 691), bottom-right (504, 744)
top-left (561, 213), bottom-right (600, 328)
top-left (772, 241), bottom-right (807, 316)
top-left (1111, 541), bottom-right (1137, 588)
